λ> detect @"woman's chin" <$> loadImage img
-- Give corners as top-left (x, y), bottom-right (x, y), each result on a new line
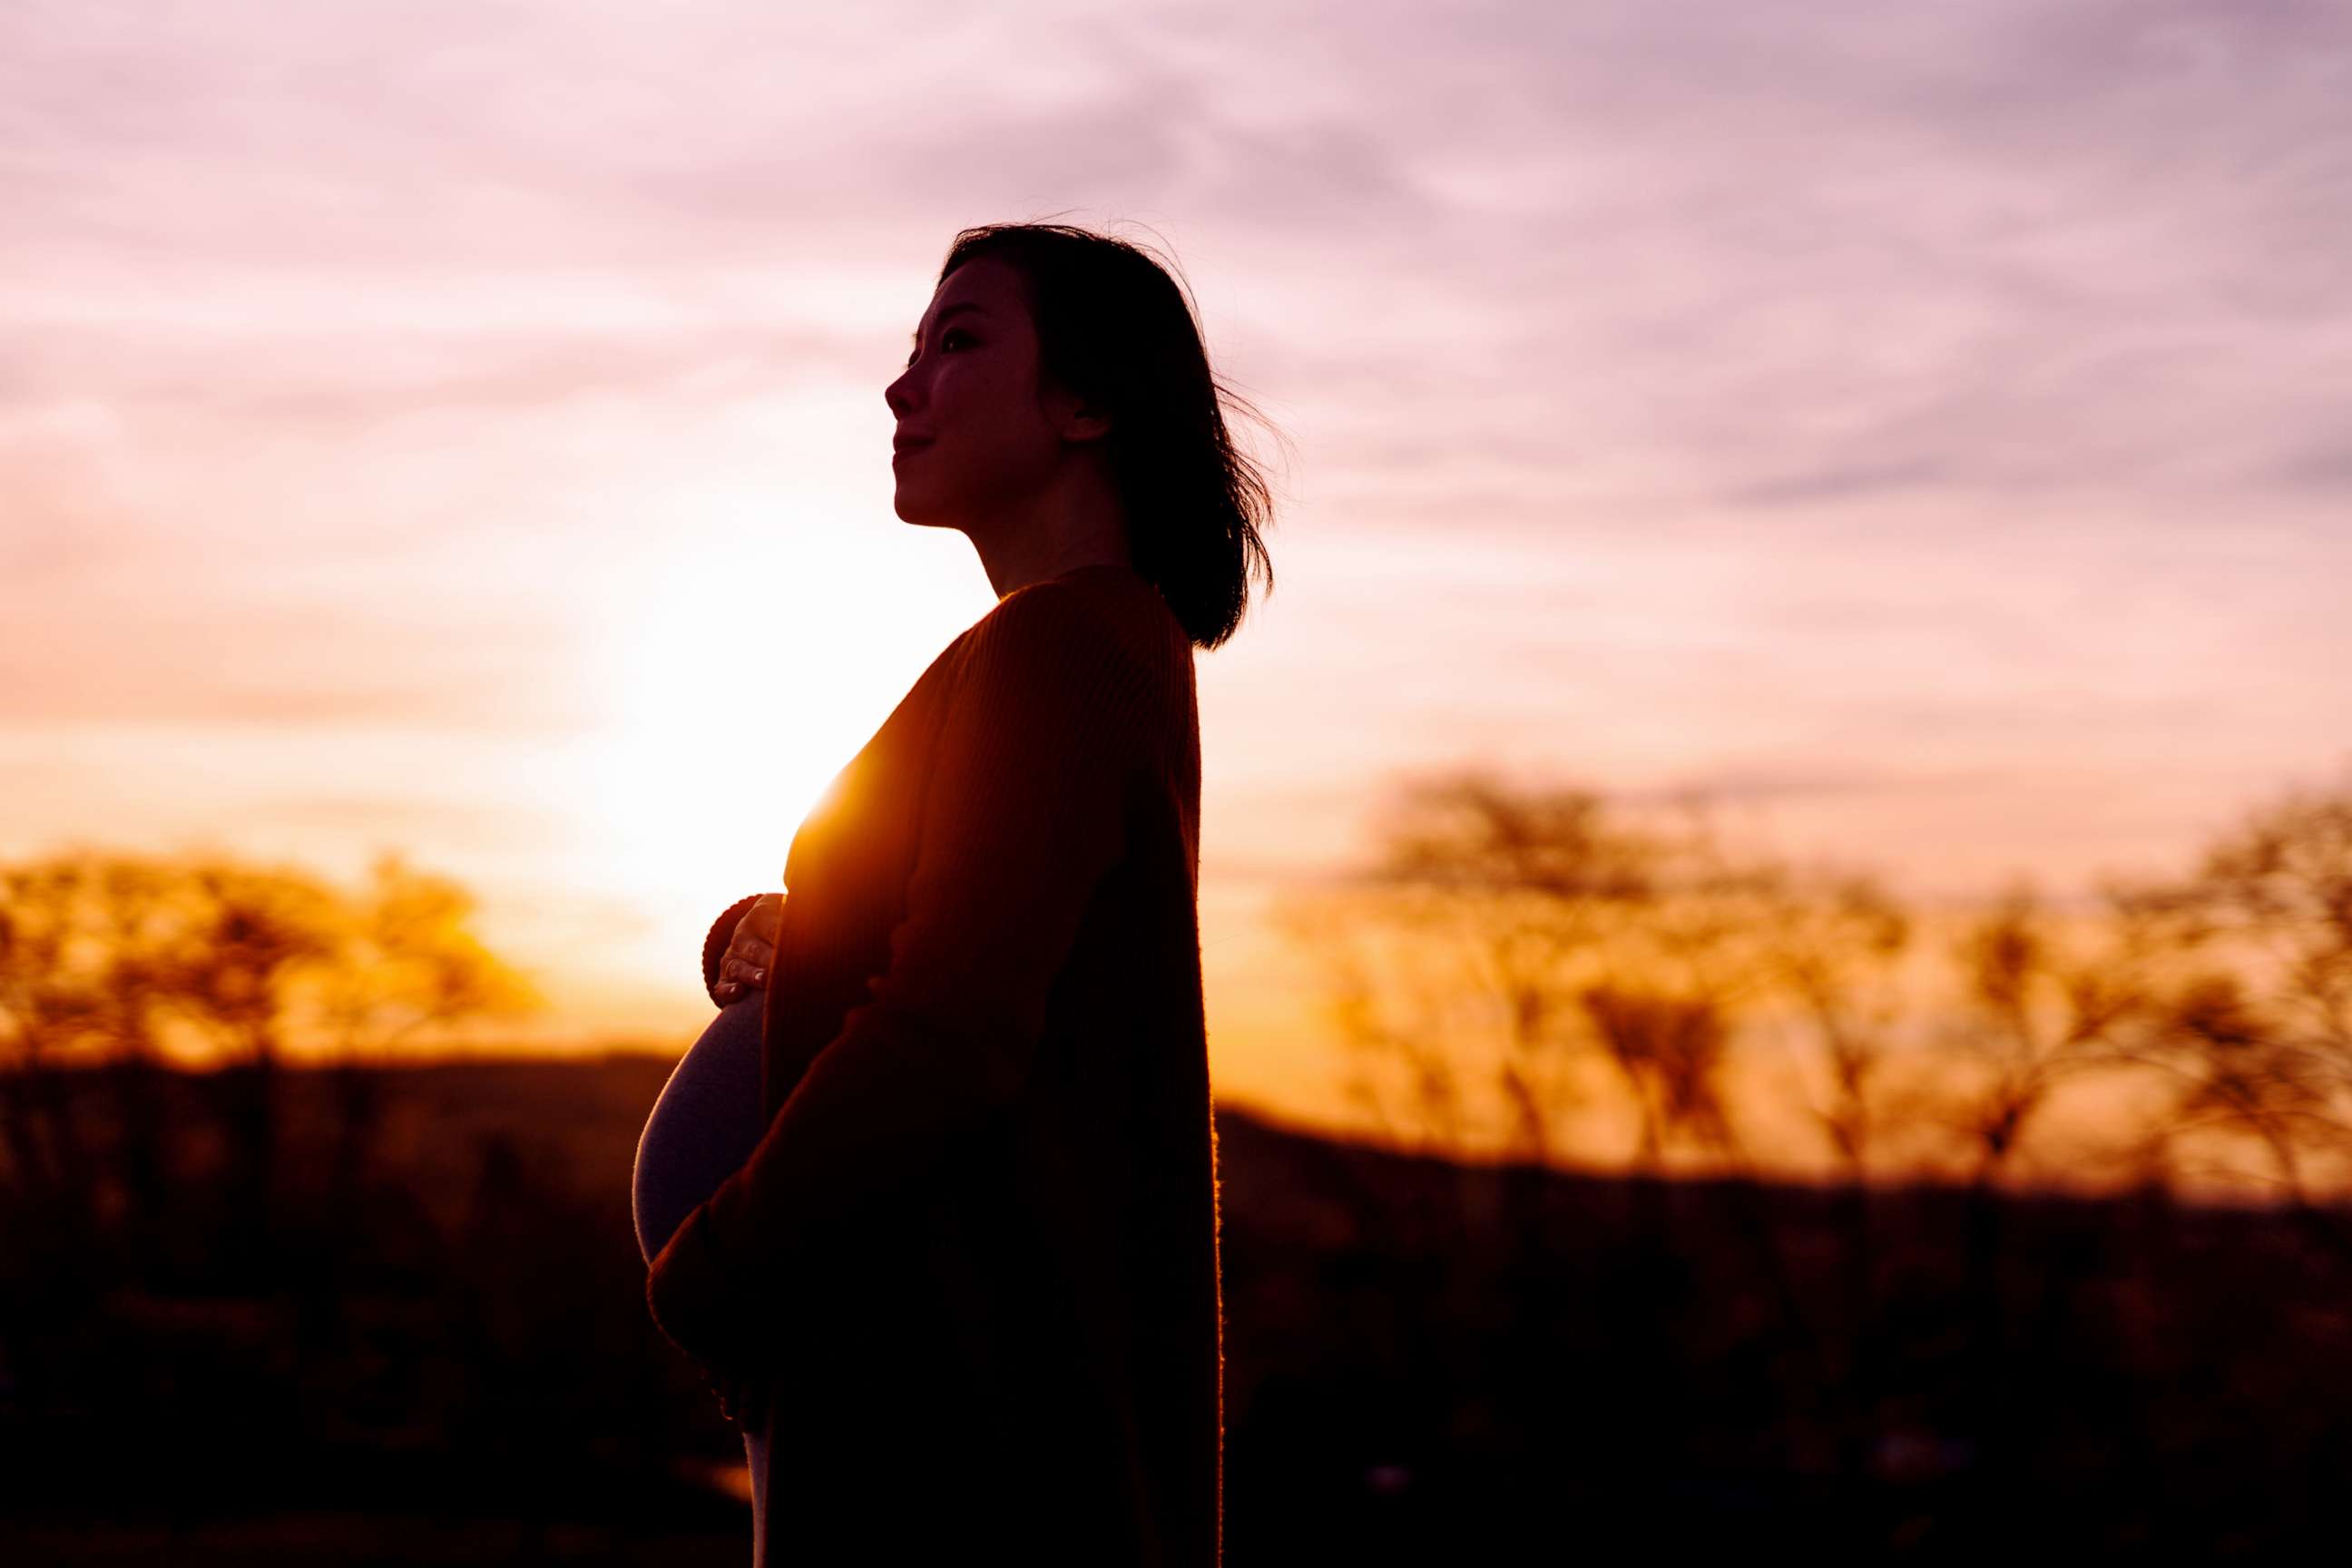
top-left (892, 496), bottom-right (956, 529)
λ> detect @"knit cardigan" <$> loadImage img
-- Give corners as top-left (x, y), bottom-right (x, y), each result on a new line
top-left (646, 562), bottom-right (1223, 1565)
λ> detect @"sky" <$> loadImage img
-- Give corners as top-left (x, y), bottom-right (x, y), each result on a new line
top-left (4, 0), bottom-right (2348, 1154)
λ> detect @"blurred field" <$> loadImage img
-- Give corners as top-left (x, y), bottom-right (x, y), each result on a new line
top-left (3, 1054), bottom-right (2347, 1562)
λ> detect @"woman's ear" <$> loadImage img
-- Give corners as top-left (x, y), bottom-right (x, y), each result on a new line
top-left (1041, 377), bottom-right (1111, 445)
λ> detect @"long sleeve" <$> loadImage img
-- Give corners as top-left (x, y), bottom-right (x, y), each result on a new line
top-left (645, 583), bottom-right (1154, 1373)
top-left (701, 892), bottom-right (765, 1006)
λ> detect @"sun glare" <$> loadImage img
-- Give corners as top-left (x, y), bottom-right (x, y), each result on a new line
top-left (577, 506), bottom-right (976, 987)
top-left (598, 533), bottom-right (846, 892)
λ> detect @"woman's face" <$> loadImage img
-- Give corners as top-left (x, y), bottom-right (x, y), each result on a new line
top-left (884, 257), bottom-right (1088, 534)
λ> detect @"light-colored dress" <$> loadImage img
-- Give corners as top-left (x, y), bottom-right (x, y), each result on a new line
top-left (632, 991), bottom-right (772, 1567)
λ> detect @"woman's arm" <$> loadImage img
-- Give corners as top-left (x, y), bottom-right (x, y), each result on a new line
top-left (645, 584), bottom-right (1152, 1374)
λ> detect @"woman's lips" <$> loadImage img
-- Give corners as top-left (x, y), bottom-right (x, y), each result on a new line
top-left (892, 440), bottom-right (931, 462)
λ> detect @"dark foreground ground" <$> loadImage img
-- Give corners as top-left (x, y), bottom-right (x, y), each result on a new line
top-left (2, 1054), bottom-right (2346, 1562)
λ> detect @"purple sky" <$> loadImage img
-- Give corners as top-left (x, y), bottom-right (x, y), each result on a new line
top-left (5, 0), bottom-right (2347, 1138)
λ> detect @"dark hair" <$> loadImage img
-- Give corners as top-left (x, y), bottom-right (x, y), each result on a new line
top-left (936, 220), bottom-right (1285, 651)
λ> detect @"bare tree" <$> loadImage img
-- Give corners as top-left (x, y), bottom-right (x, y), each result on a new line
top-left (2101, 769), bottom-right (2352, 1254)
top-left (0, 847), bottom-right (544, 1289)
top-left (1751, 868), bottom-right (1914, 1181)
top-left (1269, 768), bottom-right (1670, 1247)
top-left (1914, 877), bottom-right (2187, 1502)
top-left (1570, 804), bottom-right (1793, 1179)
top-left (309, 851), bottom-right (543, 1225)
top-left (1267, 764), bottom-right (1837, 1418)
top-left (0, 859), bottom-right (118, 1249)
top-left (1745, 864), bottom-right (1919, 1494)
top-left (1931, 881), bottom-right (2161, 1190)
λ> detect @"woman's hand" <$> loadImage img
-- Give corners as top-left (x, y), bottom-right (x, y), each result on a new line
top-left (705, 1364), bottom-right (773, 1432)
top-left (714, 892), bottom-right (785, 1002)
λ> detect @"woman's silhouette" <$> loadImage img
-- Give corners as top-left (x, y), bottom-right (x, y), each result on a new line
top-left (633, 221), bottom-right (1278, 1565)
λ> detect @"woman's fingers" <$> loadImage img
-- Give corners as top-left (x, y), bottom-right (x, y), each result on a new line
top-left (729, 898), bottom-right (781, 967)
top-left (720, 897), bottom-right (781, 985)
top-left (715, 893), bottom-right (785, 1000)
top-left (718, 956), bottom-right (768, 992)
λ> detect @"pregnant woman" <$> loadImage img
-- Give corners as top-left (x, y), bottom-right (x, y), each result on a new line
top-left (634, 220), bottom-right (1279, 1566)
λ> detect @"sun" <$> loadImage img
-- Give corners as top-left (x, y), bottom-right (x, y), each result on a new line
top-left (576, 513), bottom-right (976, 984)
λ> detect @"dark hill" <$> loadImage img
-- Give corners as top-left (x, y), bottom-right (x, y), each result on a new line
top-left (1, 1054), bottom-right (2343, 1561)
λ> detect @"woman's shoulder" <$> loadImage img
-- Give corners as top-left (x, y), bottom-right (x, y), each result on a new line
top-left (974, 568), bottom-right (1184, 673)
top-left (946, 576), bottom-right (1181, 771)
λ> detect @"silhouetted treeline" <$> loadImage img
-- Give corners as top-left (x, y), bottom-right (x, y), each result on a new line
top-left (1270, 763), bottom-right (2352, 1250)
top-left (0, 850), bottom-right (541, 1288)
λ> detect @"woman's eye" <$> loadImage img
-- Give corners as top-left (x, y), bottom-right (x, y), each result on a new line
top-left (903, 328), bottom-right (972, 371)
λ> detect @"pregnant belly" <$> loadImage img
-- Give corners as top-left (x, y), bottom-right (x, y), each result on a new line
top-left (632, 994), bottom-right (769, 1266)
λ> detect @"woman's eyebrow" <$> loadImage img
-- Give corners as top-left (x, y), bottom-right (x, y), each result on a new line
top-left (909, 300), bottom-right (990, 349)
